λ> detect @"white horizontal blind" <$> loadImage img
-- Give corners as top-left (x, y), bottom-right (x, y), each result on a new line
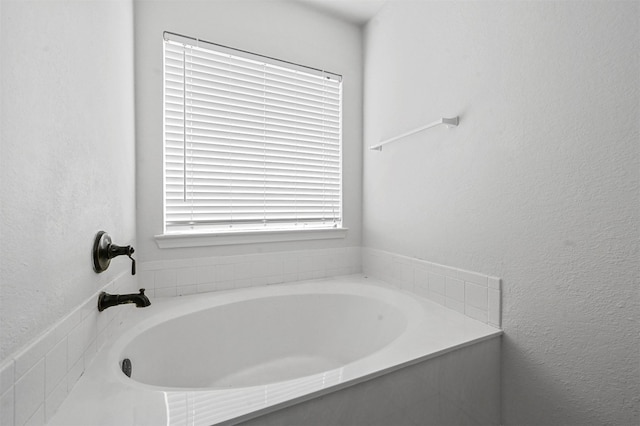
top-left (163, 37), bottom-right (342, 233)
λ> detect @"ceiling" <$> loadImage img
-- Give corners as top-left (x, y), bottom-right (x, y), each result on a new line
top-left (296, 0), bottom-right (387, 25)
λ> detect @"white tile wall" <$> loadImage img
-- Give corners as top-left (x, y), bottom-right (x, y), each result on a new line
top-left (137, 247), bottom-right (362, 298)
top-left (0, 272), bottom-right (137, 426)
top-left (363, 247), bottom-right (502, 328)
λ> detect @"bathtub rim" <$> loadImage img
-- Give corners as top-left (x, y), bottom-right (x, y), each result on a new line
top-left (110, 282), bottom-right (419, 391)
top-left (48, 274), bottom-right (502, 426)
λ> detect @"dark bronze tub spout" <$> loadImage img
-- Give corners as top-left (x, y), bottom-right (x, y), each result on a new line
top-left (98, 289), bottom-right (150, 312)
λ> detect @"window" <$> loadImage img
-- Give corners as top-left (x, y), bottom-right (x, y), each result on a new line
top-left (163, 33), bottom-right (343, 237)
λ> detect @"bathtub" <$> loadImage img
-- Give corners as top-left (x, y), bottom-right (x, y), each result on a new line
top-left (49, 275), bottom-right (501, 426)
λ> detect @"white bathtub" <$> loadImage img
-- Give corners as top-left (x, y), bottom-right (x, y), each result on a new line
top-left (50, 275), bottom-right (501, 426)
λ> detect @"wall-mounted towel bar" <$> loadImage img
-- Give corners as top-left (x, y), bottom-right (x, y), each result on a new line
top-left (369, 116), bottom-right (459, 151)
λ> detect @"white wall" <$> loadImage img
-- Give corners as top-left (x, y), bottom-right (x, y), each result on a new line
top-left (0, 0), bottom-right (136, 364)
top-left (363, 1), bottom-right (639, 424)
top-left (134, 0), bottom-right (363, 262)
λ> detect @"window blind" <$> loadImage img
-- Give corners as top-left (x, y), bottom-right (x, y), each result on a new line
top-left (163, 35), bottom-right (342, 233)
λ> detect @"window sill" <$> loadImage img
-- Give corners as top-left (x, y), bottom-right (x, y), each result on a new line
top-left (154, 227), bottom-right (348, 248)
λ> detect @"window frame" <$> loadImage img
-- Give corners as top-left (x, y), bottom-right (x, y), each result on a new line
top-left (157, 32), bottom-right (347, 247)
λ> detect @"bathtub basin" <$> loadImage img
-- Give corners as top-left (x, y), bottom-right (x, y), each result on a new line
top-left (126, 293), bottom-right (407, 389)
top-left (49, 274), bottom-right (501, 425)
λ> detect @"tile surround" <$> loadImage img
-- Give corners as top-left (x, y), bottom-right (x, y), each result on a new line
top-left (0, 272), bottom-right (137, 426)
top-left (1, 245), bottom-right (500, 425)
top-left (137, 246), bottom-right (363, 298)
top-left (363, 247), bottom-right (502, 328)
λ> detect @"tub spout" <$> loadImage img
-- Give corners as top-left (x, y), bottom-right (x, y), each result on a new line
top-left (98, 289), bottom-right (150, 312)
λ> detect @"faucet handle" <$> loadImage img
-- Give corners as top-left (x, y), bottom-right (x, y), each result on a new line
top-left (93, 232), bottom-right (137, 276)
top-left (128, 252), bottom-right (136, 276)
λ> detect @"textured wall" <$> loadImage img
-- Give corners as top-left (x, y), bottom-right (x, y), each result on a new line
top-left (0, 0), bottom-right (136, 363)
top-left (363, 1), bottom-right (639, 424)
top-left (134, 0), bottom-right (363, 262)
